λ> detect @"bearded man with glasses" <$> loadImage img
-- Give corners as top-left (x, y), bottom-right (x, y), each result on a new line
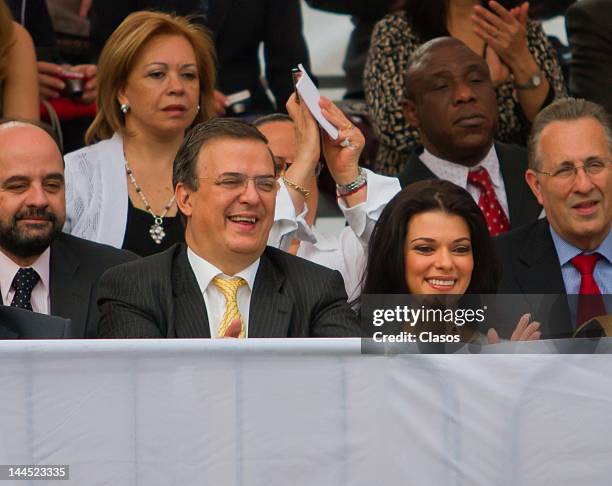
top-left (97, 118), bottom-right (361, 339)
top-left (495, 97), bottom-right (612, 339)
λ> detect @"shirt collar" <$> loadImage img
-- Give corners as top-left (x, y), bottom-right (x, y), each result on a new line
top-left (187, 246), bottom-right (259, 294)
top-left (0, 247), bottom-right (51, 304)
top-left (549, 224), bottom-right (612, 266)
top-left (420, 144), bottom-right (503, 190)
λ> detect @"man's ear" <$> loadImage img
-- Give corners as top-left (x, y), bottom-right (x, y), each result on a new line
top-left (403, 99), bottom-right (420, 128)
top-left (525, 169), bottom-right (545, 206)
top-left (175, 183), bottom-right (193, 218)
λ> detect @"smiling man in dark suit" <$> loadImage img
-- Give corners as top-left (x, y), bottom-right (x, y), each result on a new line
top-left (495, 98), bottom-right (612, 338)
top-left (97, 118), bottom-right (360, 339)
top-left (0, 119), bottom-right (136, 338)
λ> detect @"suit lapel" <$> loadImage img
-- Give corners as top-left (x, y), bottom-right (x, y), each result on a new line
top-left (515, 220), bottom-right (566, 293)
top-left (397, 150), bottom-right (437, 188)
top-left (515, 220), bottom-right (573, 337)
top-left (496, 142), bottom-right (542, 228)
top-left (172, 248), bottom-right (211, 338)
top-left (249, 251), bottom-right (293, 338)
top-left (49, 237), bottom-right (91, 338)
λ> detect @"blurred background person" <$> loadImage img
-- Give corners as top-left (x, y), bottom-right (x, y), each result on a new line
top-left (63, 12), bottom-right (216, 256)
top-left (0, 0), bottom-right (38, 119)
top-left (304, 0), bottom-right (398, 100)
top-left (7, 0), bottom-right (97, 152)
top-left (364, 0), bottom-right (567, 175)
top-left (566, 0), bottom-right (612, 116)
top-left (89, 0), bottom-right (312, 118)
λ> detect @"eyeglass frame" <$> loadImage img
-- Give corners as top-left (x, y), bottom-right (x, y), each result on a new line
top-left (198, 172), bottom-right (279, 193)
top-left (532, 157), bottom-right (611, 180)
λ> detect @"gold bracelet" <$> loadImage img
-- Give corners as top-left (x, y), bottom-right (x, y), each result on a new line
top-left (282, 176), bottom-right (310, 198)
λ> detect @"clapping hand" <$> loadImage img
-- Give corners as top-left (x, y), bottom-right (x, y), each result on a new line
top-left (487, 313), bottom-right (541, 344)
top-left (472, 1), bottom-right (531, 74)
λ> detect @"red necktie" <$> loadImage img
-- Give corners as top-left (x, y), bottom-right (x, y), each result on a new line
top-left (570, 253), bottom-right (606, 327)
top-left (467, 167), bottom-right (510, 236)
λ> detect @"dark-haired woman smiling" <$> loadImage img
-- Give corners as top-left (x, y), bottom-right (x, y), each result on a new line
top-left (363, 179), bottom-right (498, 295)
top-left (361, 179), bottom-right (540, 342)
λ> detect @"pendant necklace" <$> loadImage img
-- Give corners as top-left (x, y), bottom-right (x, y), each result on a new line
top-left (125, 162), bottom-right (176, 244)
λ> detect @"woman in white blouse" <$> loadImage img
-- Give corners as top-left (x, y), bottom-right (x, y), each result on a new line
top-left (63, 11), bottom-right (217, 256)
top-left (64, 10), bottom-right (304, 256)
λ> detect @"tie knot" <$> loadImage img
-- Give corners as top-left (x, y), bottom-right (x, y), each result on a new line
top-left (212, 276), bottom-right (246, 299)
top-left (467, 167), bottom-right (492, 188)
top-left (571, 253), bottom-right (601, 276)
top-left (12, 267), bottom-right (40, 292)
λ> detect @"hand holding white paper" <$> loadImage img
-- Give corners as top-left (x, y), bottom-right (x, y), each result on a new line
top-left (295, 64), bottom-right (339, 140)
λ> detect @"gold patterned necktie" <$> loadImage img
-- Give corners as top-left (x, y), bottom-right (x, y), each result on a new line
top-left (212, 276), bottom-right (247, 338)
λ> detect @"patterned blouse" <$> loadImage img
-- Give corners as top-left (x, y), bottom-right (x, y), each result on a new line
top-left (364, 12), bottom-right (567, 175)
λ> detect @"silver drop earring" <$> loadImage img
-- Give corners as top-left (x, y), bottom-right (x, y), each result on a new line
top-left (120, 103), bottom-right (130, 114)
top-left (196, 105), bottom-right (201, 113)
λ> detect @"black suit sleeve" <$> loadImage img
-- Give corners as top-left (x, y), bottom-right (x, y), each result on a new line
top-left (263, 0), bottom-right (312, 112)
top-left (309, 269), bottom-right (362, 337)
top-left (566, 0), bottom-right (612, 115)
top-left (97, 263), bottom-right (164, 338)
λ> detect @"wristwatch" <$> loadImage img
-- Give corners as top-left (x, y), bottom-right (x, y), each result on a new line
top-left (514, 71), bottom-right (542, 90)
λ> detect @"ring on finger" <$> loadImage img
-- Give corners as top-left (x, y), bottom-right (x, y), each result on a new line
top-left (340, 138), bottom-right (351, 148)
top-left (343, 123), bottom-right (353, 131)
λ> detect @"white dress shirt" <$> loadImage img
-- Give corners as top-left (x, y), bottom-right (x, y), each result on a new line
top-left (420, 145), bottom-right (510, 219)
top-left (0, 248), bottom-right (51, 314)
top-left (187, 247), bottom-right (259, 338)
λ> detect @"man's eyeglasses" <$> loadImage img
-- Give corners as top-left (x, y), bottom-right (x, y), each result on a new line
top-left (200, 173), bottom-right (279, 193)
top-left (533, 158), bottom-right (611, 180)
top-left (274, 156), bottom-right (323, 177)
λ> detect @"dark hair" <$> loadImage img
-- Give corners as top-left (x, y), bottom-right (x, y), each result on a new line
top-left (253, 113), bottom-right (292, 127)
top-left (402, 0), bottom-right (449, 42)
top-left (173, 117), bottom-right (276, 191)
top-left (361, 179), bottom-right (499, 295)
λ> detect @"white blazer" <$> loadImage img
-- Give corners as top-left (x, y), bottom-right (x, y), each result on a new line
top-left (63, 133), bottom-right (305, 250)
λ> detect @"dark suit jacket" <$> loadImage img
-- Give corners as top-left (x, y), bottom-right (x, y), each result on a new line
top-left (494, 218), bottom-right (574, 339)
top-left (397, 142), bottom-right (542, 229)
top-left (566, 0), bottom-right (612, 116)
top-left (97, 243), bottom-right (361, 338)
top-left (91, 0), bottom-right (311, 114)
top-left (0, 305), bottom-right (71, 339)
top-left (1, 233), bottom-right (136, 338)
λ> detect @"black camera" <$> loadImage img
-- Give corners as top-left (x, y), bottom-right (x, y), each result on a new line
top-left (60, 73), bottom-right (84, 100)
